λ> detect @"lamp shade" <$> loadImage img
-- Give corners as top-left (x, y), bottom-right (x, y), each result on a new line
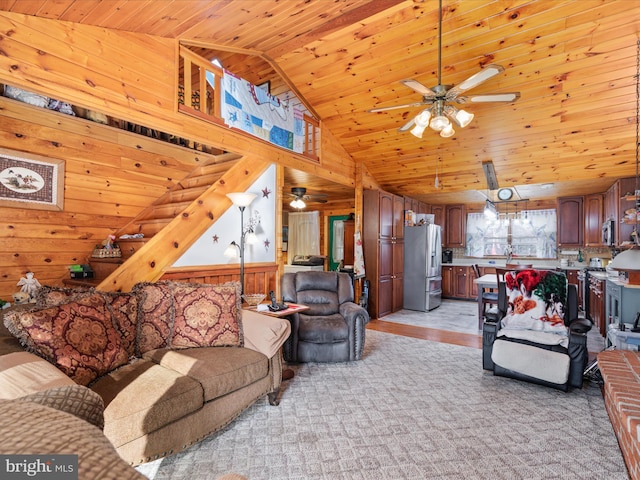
top-left (440, 124), bottom-right (455, 138)
top-left (430, 115), bottom-right (450, 132)
top-left (224, 241), bottom-right (239, 258)
top-left (290, 198), bottom-right (306, 209)
top-left (455, 109), bottom-right (474, 128)
top-left (610, 249), bottom-right (640, 284)
top-left (226, 192), bottom-right (257, 207)
top-left (410, 123), bottom-right (427, 138)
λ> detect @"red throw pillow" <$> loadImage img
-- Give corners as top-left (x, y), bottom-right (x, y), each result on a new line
top-left (171, 282), bottom-right (243, 348)
top-left (4, 294), bottom-right (129, 386)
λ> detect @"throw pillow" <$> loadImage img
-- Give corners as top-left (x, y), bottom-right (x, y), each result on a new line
top-left (35, 285), bottom-right (95, 309)
top-left (101, 292), bottom-right (138, 358)
top-left (132, 281), bottom-right (175, 354)
top-left (3, 293), bottom-right (129, 386)
top-left (171, 281), bottom-right (243, 348)
top-left (500, 269), bottom-right (568, 335)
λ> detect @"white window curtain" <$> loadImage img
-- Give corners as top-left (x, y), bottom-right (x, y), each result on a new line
top-left (332, 220), bottom-right (345, 262)
top-left (288, 211), bottom-right (320, 264)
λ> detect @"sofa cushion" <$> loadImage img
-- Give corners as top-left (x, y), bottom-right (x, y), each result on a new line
top-left (172, 282), bottom-right (243, 348)
top-left (20, 384), bottom-right (105, 429)
top-left (0, 398), bottom-right (147, 480)
top-left (492, 338), bottom-right (570, 385)
top-left (298, 313), bottom-right (348, 343)
top-left (0, 351), bottom-right (76, 399)
top-left (143, 347), bottom-right (268, 402)
top-left (3, 294), bottom-right (129, 386)
top-left (90, 358), bottom-right (204, 448)
top-left (132, 281), bottom-right (174, 354)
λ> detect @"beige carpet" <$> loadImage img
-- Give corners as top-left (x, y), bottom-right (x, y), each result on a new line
top-left (137, 330), bottom-right (626, 479)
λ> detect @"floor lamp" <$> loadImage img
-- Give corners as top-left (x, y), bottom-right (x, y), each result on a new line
top-left (225, 192), bottom-right (257, 296)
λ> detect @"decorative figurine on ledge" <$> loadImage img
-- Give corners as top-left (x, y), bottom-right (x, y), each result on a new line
top-left (16, 271), bottom-right (41, 303)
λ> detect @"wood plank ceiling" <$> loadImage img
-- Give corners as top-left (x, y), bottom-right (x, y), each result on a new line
top-left (2, 0), bottom-right (639, 206)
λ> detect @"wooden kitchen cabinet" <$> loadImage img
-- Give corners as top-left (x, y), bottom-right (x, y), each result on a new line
top-left (444, 204), bottom-right (466, 247)
top-left (589, 275), bottom-right (605, 337)
top-left (584, 193), bottom-right (604, 246)
top-left (442, 265), bottom-right (471, 299)
top-left (363, 189), bottom-right (405, 319)
top-left (431, 205), bottom-right (444, 228)
top-left (557, 196), bottom-right (584, 247)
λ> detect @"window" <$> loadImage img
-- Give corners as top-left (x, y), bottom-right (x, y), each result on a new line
top-left (465, 209), bottom-right (557, 259)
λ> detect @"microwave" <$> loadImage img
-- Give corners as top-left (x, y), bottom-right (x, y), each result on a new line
top-left (602, 219), bottom-right (615, 246)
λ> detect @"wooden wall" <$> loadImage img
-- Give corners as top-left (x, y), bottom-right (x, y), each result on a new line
top-left (0, 96), bottom-right (220, 300)
top-left (0, 12), bottom-right (358, 301)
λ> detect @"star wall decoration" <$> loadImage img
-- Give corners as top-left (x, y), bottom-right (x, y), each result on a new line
top-left (212, 234), bottom-right (219, 243)
top-left (261, 186), bottom-right (271, 198)
top-left (264, 239), bottom-right (270, 250)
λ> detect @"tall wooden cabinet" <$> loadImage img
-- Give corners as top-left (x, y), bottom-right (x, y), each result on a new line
top-left (363, 189), bottom-right (404, 319)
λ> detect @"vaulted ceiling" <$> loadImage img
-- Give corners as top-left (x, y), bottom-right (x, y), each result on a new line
top-left (3, 0), bottom-right (639, 205)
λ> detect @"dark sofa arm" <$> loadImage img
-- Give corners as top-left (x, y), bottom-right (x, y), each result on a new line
top-left (339, 302), bottom-right (370, 360)
top-left (482, 320), bottom-right (498, 371)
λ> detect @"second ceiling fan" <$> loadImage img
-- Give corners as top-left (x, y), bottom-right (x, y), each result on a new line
top-left (368, 0), bottom-right (520, 138)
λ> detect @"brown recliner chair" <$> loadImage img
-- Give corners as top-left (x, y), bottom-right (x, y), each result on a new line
top-left (281, 271), bottom-right (370, 362)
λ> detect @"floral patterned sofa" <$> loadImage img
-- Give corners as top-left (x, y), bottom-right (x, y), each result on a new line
top-left (0, 281), bottom-right (290, 466)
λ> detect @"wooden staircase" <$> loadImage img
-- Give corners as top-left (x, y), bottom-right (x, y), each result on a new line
top-left (65, 152), bottom-right (271, 292)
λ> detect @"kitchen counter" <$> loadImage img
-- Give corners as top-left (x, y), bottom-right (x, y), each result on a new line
top-left (444, 260), bottom-right (585, 271)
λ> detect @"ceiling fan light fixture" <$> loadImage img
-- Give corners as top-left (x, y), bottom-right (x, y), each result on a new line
top-left (410, 123), bottom-right (427, 138)
top-left (440, 124), bottom-right (455, 138)
top-left (454, 108), bottom-right (474, 128)
top-left (290, 198), bottom-right (306, 209)
top-left (430, 115), bottom-right (450, 132)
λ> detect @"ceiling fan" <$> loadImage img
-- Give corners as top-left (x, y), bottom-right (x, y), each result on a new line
top-left (368, 0), bottom-right (520, 138)
top-left (287, 187), bottom-right (328, 209)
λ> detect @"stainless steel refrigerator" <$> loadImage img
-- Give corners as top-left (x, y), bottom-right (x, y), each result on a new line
top-left (403, 224), bottom-right (442, 311)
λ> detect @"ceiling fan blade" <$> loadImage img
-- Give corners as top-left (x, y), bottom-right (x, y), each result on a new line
top-left (465, 92), bottom-right (521, 103)
top-left (398, 117), bottom-right (416, 132)
top-left (368, 102), bottom-right (427, 113)
top-left (446, 64), bottom-right (505, 98)
top-left (400, 79), bottom-right (437, 98)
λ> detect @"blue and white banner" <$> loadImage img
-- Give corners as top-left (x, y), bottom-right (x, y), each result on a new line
top-left (222, 70), bottom-right (304, 153)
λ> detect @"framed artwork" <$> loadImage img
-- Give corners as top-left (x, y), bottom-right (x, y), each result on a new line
top-left (0, 147), bottom-right (64, 211)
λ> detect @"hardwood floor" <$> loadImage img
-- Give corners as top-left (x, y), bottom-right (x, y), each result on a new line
top-left (367, 319), bottom-right (483, 349)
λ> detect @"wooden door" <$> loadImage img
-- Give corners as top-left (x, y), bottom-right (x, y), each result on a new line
top-left (557, 196), bottom-right (584, 247)
top-left (454, 266), bottom-right (469, 298)
top-left (393, 194), bottom-right (405, 239)
top-left (392, 241), bottom-right (404, 312)
top-left (442, 265), bottom-right (454, 297)
top-left (445, 204), bottom-right (466, 247)
top-left (379, 191), bottom-right (394, 240)
top-left (431, 205), bottom-right (444, 228)
top-left (584, 194), bottom-right (604, 246)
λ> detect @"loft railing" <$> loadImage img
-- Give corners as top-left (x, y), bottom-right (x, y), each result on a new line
top-left (178, 45), bottom-right (320, 160)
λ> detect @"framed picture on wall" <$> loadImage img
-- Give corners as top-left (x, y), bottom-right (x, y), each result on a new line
top-left (0, 147), bottom-right (64, 211)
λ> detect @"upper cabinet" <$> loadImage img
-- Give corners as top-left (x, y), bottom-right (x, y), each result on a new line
top-left (584, 193), bottom-right (604, 246)
top-left (557, 196), bottom-right (584, 247)
top-left (444, 204), bottom-right (466, 247)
